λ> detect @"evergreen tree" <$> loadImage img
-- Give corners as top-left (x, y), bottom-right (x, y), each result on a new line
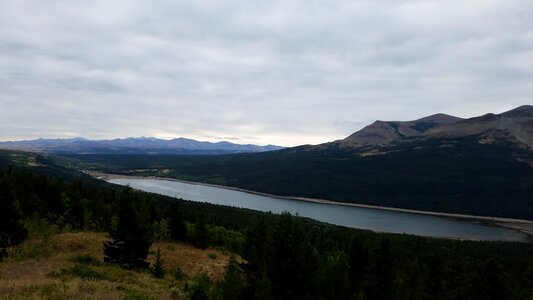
top-left (169, 202), bottom-right (188, 241)
top-left (317, 251), bottom-right (351, 300)
top-left (189, 274), bottom-right (213, 300)
top-left (364, 238), bottom-right (395, 300)
top-left (153, 218), bottom-right (171, 241)
top-left (151, 248), bottom-right (165, 279)
top-left (253, 272), bottom-right (274, 300)
top-left (0, 176), bottom-right (28, 259)
top-left (191, 214), bottom-right (208, 249)
top-left (242, 221), bottom-right (273, 299)
top-left (348, 235), bottom-right (368, 294)
top-left (271, 212), bottom-right (317, 300)
top-left (62, 192), bottom-right (86, 229)
top-left (220, 255), bottom-right (245, 300)
top-left (103, 187), bottom-right (153, 269)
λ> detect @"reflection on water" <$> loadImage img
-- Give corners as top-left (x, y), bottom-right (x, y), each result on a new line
top-left (109, 178), bottom-right (527, 242)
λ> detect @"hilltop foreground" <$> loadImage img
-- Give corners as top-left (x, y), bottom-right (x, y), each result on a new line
top-left (0, 231), bottom-right (233, 300)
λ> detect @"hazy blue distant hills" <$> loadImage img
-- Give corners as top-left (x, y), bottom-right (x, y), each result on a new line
top-left (0, 137), bottom-right (284, 155)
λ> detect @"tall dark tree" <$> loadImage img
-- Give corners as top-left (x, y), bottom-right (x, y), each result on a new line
top-left (243, 221), bottom-right (273, 300)
top-left (0, 175), bottom-right (28, 259)
top-left (103, 187), bottom-right (153, 269)
top-left (64, 179), bottom-right (90, 229)
top-left (348, 235), bottom-right (368, 294)
top-left (191, 213), bottom-right (208, 249)
top-left (220, 255), bottom-right (245, 300)
top-left (168, 202), bottom-right (188, 241)
top-left (271, 213), bottom-right (317, 300)
top-left (364, 238), bottom-right (395, 300)
top-left (317, 251), bottom-right (351, 300)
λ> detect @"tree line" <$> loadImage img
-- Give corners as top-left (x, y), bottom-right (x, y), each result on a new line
top-left (66, 136), bottom-right (533, 220)
top-left (1, 166), bottom-right (532, 299)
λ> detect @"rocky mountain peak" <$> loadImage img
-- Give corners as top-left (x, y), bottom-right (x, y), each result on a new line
top-left (338, 105), bottom-right (533, 149)
top-left (340, 113), bottom-right (463, 147)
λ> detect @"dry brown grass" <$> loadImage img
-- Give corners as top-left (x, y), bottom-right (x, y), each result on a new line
top-left (149, 242), bottom-right (229, 282)
top-left (0, 232), bottom-right (233, 299)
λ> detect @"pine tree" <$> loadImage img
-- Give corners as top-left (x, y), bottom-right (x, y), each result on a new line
top-left (151, 248), bottom-right (165, 279)
top-left (348, 235), bottom-right (368, 293)
top-left (364, 238), bottom-right (395, 299)
top-left (189, 274), bottom-right (213, 300)
top-left (103, 187), bottom-right (153, 269)
top-left (153, 218), bottom-right (171, 241)
top-left (271, 212), bottom-right (317, 300)
top-left (317, 251), bottom-right (351, 300)
top-left (169, 202), bottom-right (188, 241)
top-left (253, 272), bottom-right (274, 300)
top-left (243, 221), bottom-right (274, 299)
top-left (191, 214), bottom-right (208, 249)
top-left (0, 176), bottom-right (28, 259)
top-left (220, 255), bottom-right (245, 300)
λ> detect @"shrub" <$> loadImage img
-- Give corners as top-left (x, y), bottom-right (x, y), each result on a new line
top-left (151, 248), bottom-right (165, 279)
top-left (170, 267), bottom-right (186, 281)
top-left (69, 253), bottom-right (98, 265)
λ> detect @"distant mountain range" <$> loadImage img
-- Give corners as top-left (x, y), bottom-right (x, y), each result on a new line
top-left (69, 105), bottom-right (533, 219)
top-left (0, 137), bottom-right (284, 155)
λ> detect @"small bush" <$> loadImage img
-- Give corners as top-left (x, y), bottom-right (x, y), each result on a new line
top-left (170, 267), bottom-right (186, 281)
top-left (151, 248), bottom-right (165, 279)
top-left (189, 274), bottom-right (213, 300)
top-left (69, 253), bottom-right (98, 265)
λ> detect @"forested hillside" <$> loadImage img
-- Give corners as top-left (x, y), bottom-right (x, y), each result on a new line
top-left (63, 134), bottom-right (533, 220)
top-left (1, 150), bottom-right (533, 299)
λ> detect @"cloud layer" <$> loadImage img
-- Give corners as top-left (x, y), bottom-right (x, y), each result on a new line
top-left (1, 0), bottom-right (532, 146)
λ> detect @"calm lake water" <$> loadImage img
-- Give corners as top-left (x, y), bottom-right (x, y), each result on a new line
top-left (109, 178), bottom-right (528, 241)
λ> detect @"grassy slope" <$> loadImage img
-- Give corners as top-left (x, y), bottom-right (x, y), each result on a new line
top-left (0, 231), bottom-right (232, 300)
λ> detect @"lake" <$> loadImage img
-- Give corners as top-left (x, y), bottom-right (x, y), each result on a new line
top-left (109, 178), bottom-right (528, 241)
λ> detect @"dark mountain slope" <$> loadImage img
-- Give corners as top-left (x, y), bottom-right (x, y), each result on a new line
top-left (340, 113), bottom-right (463, 147)
top-left (61, 105), bottom-right (533, 219)
top-left (66, 135), bottom-right (533, 219)
top-left (425, 105), bottom-right (533, 148)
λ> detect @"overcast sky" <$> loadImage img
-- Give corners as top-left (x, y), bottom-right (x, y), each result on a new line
top-left (1, 0), bottom-right (532, 146)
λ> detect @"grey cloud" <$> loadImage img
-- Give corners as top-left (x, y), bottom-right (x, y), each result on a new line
top-left (1, 0), bottom-right (532, 146)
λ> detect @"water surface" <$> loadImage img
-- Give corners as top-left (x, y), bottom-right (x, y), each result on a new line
top-left (109, 178), bottom-right (528, 241)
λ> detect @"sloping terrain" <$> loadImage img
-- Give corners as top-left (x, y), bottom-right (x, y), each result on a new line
top-left (425, 105), bottom-right (533, 148)
top-left (340, 113), bottom-right (463, 147)
top-left (0, 232), bottom-right (232, 300)
top-left (65, 106), bottom-right (533, 220)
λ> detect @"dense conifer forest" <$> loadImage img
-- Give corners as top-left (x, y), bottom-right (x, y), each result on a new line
top-left (61, 135), bottom-right (533, 220)
top-left (1, 150), bottom-right (532, 299)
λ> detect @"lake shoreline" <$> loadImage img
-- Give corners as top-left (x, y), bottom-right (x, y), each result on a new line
top-left (89, 171), bottom-right (533, 240)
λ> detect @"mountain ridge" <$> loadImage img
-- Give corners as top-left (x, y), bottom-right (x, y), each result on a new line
top-left (0, 137), bottom-right (284, 155)
top-left (339, 113), bottom-right (464, 147)
top-left (339, 105), bottom-right (533, 149)
top-left (55, 105), bottom-right (533, 219)
top-left (424, 105), bottom-right (533, 148)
